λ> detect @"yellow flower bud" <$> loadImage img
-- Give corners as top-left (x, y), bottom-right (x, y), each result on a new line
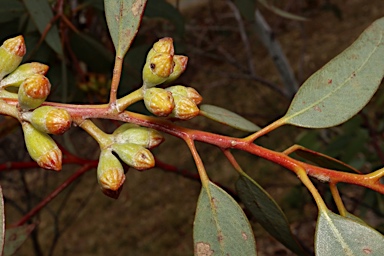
top-left (146, 37), bottom-right (175, 61)
top-left (22, 122), bottom-right (62, 171)
top-left (22, 106), bottom-right (72, 135)
top-left (18, 74), bottom-right (51, 110)
top-left (163, 55), bottom-right (188, 84)
top-left (171, 94), bottom-right (200, 120)
top-left (0, 35), bottom-right (26, 80)
top-left (142, 53), bottom-right (174, 88)
top-left (166, 85), bottom-right (203, 105)
top-left (112, 143), bottom-right (155, 171)
top-left (114, 126), bottom-right (164, 149)
top-left (97, 149), bottom-right (126, 192)
top-left (0, 62), bottom-right (49, 88)
top-left (143, 88), bottom-right (175, 116)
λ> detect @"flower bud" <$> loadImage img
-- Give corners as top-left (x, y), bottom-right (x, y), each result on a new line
top-left (164, 55), bottom-right (188, 84)
top-left (112, 143), bottom-right (155, 170)
top-left (146, 37), bottom-right (174, 61)
top-left (171, 94), bottom-right (200, 120)
top-left (18, 74), bottom-right (51, 110)
top-left (0, 62), bottom-right (49, 88)
top-left (0, 89), bottom-right (18, 99)
top-left (114, 127), bottom-right (164, 149)
top-left (144, 88), bottom-right (175, 116)
top-left (0, 35), bottom-right (26, 80)
top-left (112, 123), bottom-right (140, 136)
top-left (142, 53), bottom-right (174, 88)
top-left (166, 85), bottom-right (203, 105)
top-left (97, 149), bottom-right (126, 192)
top-left (22, 106), bottom-right (72, 135)
top-left (22, 122), bottom-right (62, 171)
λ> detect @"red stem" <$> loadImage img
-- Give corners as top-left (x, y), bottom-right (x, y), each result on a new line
top-left (3, 99), bottom-right (384, 194)
top-left (12, 163), bottom-right (96, 227)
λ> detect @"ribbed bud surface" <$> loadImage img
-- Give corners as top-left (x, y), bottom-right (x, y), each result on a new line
top-left (0, 35), bottom-right (26, 80)
top-left (112, 143), bottom-right (155, 170)
top-left (97, 150), bottom-right (126, 191)
top-left (22, 122), bottom-right (62, 171)
top-left (144, 88), bottom-right (175, 116)
top-left (23, 106), bottom-right (72, 135)
top-left (18, 74), bottom-right (51, 110)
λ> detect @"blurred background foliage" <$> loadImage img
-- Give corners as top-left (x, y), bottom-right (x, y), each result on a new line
top-left (0, 0), bottom-right (384, 255)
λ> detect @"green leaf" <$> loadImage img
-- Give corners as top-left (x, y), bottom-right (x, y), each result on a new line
top-left (0, 1), bottom-right (25, 24)
top-left (200, 104), bottom-right (260, 132)
top-left (23, 0), bottom-right (63, 55)
top-left (145, 0), bottom-right (184, 36)
top-left (194, 181), bottom-right (257, 256)
top-left (3, 224), bottom-right (35, 256)
top-left (104, 0), bottom-right (147, 57)
top-left (292, 146), bottom-right (360, 174)
top-left (236, 174), bottom-right (306, 255)
top-left (284, 17), bottom-right (384, 128)
top-left (0, 185), bottom-right (4, 254)
top-left (315, 209), bottom-right (384, 255)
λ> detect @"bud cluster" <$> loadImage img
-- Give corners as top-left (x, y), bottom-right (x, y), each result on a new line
top-left (143, 85), bottom-right (202, 120)
top-left (96, 124), bottom-right (164, 197)
top-left (141, 38), bottom-right (203, 120)
top-left (0, 36), bottom-right (72, 171)
top-left (142, 38), bottom-right (188, 88)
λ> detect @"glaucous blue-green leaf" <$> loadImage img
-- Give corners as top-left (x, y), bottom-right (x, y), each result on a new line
top-left (236, 174), bottom-right (306, 255)
top-left (0, 185), bottom-right (4, 254)
top-left (194, 181), bottom-right (257, 255)
top-left (3, 224), bottom-right (35, 256)
top-left (292, 146), bottom-right (360, 174)
top-left (200, 104), bottom-right (260, 132)
top-left (315, 209), bottom-right (384, 255)
top-left (0, 1), bottom-right (24, 23)
top-left (284, 17), bottom-right (384, 128)
top-left (145, 0), bottom-right (184, 36)
top-left (104, 0), bottom-right (146, 57)
top-left (23, 0), bottom-right (63, 55)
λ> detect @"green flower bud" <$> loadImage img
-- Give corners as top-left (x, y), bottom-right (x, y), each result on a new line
top-left (166, 85), bottom-right (203, 105)
top-left (163, 55), bottom-right (188, 84)
top-left (18, 74), bottom-right (51, 110)
top-left (97, 149), bottom-right (126, 192)
top-left (0, 62), bottom-right (49, 88)
top-left (171, 94), bottom-right (200, 120)
top-left (112, 123), bottom-right (140, 136)
top-left (22, 122), bottom-right (62, 171)
top-left (0, 35), bottom-right (26, 80)
top-left (0, 89), bottom-right (18, 99)
top-left (114, 127), bottom-right (164, 149)
top-left (22, 106), bottom-right (72, 135)
top-left (142, 53), bottom-right (174, 88)
top-left (143, 88), bottom-right (175, 116)
top-left (112, 143), bottom-right (155, 171)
